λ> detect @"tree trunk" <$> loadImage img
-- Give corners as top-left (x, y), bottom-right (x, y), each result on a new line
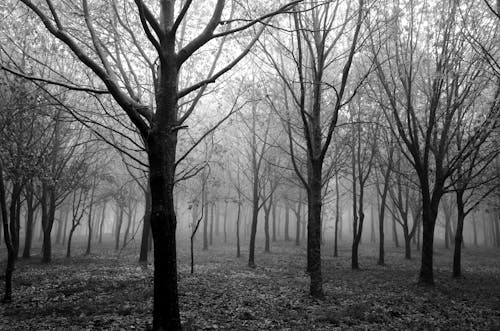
top-left (264, 206), bottom-right (270, 253)
top-left (0, 161), bottom-right (15, 302)
top-left (248, 185), bottom-right (259, 268)
top-left (209, 203), bottom-right (214, 246)
top-left (236, 201), bottom-right (241, 258)
top-left (22, 185), bottom-right (35, 259)
top-left (403, 224), bottom-right (411, 259)
top-left (419, 196), bottom-right (439, 284)
top-left (85, 179), bottom-right (97, 255)
top-left (284, 200), bottom-right (290, 241)
top-left (370, 205), bottom-right (376, 243)
top-left (115, 205), bottom-right (124, 251)
top-left (139, 186), bottom-right (151, 262)
top-left (334, 173), bottom-right (340, 257)
top-left (295, 201), bottom-right (302, 246)
top-left (223, 201), bottom-right (228, 244)
top-left (42, 184), bottom-right (56, 263)
top-left (62, 209), bottom-right (68, 245)
top-left (307, 162), bottom-right (323, 297)
top-left (272, 200), bottom-right (277, 242)
top-left (202, 189), bottom-right (209, 250)
top-left (392, 215), bottom-right (399, 248)
top-left (122, 204), bottom-right (134, 249)
top-left (66, 227), bottom-right (76, 258)
top-left (453, 193), bottom-right (465, 278)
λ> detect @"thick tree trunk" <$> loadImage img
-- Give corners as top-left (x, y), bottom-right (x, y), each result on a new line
top-left (403, 224), bottom-right (411, 259)
top-left (453, 192), bottom-right (466, 278)
top-left (307, 162), bottom-right (323, 297)
top-left (419, 197), bottom-right (439, 284)
top-left (148, 129), bottom-right (181, 330)
top-left (42, 185), bottom-right (56, 263)
top-left (22, 186), bottom-right (35, 259)
top-left (139, 188), bottom-right (151, 262)
top-left (0, 162), bottom-right (15, 302)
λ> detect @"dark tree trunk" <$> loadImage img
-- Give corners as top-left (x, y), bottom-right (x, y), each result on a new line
top-left (99, 201), bottom-right (107, 244)
top-left (419, 195), bottom-right (439, 284)
top-left (66, 227), bottom-right (76, 258)
top-left (209, 203), bottom-right (214, 246)
top-left (370, 205), bottom-right (376, 243)
top-left (271, 200), bottom-right (277, 242)
top-left (9, 184), bottom-right (21, 259)
top-left (42, 184), bottom-right (56, 263)
top-left (147, 121), bottom-right (181, 330)
top-left (85, 179), bottom-right (97, 255)
top-left (307, 162), bottom-right (323, 297)
top-left (248, 187), bottom-right (259, 268)
top-left (403, 224), bottom-right (411, 259)
top-left (203, 185), bottom-right (209, 250)
top-left (62, 209), bottom-right (68, 245)
top-left (334, 173), bottom-right (340, 257)
top-left (453, 192), bottom-right (466, 278)
top-left (392, 215), bottom-right (399, 248)
top-left (295, 201), bottom-right (302, 246)
top-left (223, 201), bottom-right (228, 244)
top-left (114, 205), bottom-right (124, 251)
top-left (140, 187), bottom-right (151, 263)
top-left (122, 204), bottom-right (134, 249)
top-left (22, 184), bottom-right (35, 259)
top-left (236, 201), bottom-right (241, 258)
top-left (264, 207), bottom-right (270, 253)
top-left (284, 200), bottom-right (290, 241)
top-left (0, 162), bottom-right (15, 302)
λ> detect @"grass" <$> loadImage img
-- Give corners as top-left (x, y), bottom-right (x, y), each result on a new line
top-left (0, 237), bottom-right (499, 330)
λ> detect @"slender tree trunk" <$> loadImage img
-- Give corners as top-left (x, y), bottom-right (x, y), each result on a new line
top-left (284, 200), bottom-right (290, 241)
top-left (248, 187), bottom-right (259, 268)
top-left (85, 179), bottom-right (97, 255)
top-left (392, 215), bottom-right (399, 248)
top-left (236, 201), bottom-right (241, 258)
top-left (99, 200), bottom-right (107, 244)
top-left (472, 214), bottom-right (477, 247)
top-left (334, 173), bottom-right (340, 257)
top-left (22, 185), bottom-right (35, 259)
top-left (370, 205), bottom-right (376, 243)
top-left (62, 209), bottom-right (68, 245)
top-left (209, 203), bottom-right (214, 246)
top-left (295, 201), bottom-right (302, 246)
top-left (115, 205), bottom-right (124, 251)
top-left (122, 204), bottom-right (135, 249)
top-left (215, 202), bottom-right (219, 237)
top-left (223, 201), bottom-right (228, 244)
top-left (203, 186), bottom-right (209, 251)
top-left (264, 206), bottom-right (271, 253)
top-left (453, 192), bottom-right (466, 278)
top-left (272, 200), bottom-right (277, 242)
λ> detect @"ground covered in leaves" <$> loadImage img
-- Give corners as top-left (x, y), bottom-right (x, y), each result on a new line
top-left (1, 239), bottom-right (500, 330)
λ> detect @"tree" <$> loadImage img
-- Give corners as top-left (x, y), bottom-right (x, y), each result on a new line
top-left (370, 0), bottom-right (499, 284)
top-left (265, 0), bottom-right (365, 296)
top-left (14, 1), bottom-right (300, 328)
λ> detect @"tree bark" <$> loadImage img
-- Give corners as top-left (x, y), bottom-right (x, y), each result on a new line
top-left (22, 184), bottom-right (35, 259)
top-left (307, 162), bottom-right (323, 297)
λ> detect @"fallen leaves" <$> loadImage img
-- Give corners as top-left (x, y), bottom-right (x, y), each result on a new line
top-left (0, 242), bottom-right (499, 330)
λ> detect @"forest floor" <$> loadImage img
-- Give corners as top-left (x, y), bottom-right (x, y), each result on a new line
top-left (1, 238), bottom-right (500, 330)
